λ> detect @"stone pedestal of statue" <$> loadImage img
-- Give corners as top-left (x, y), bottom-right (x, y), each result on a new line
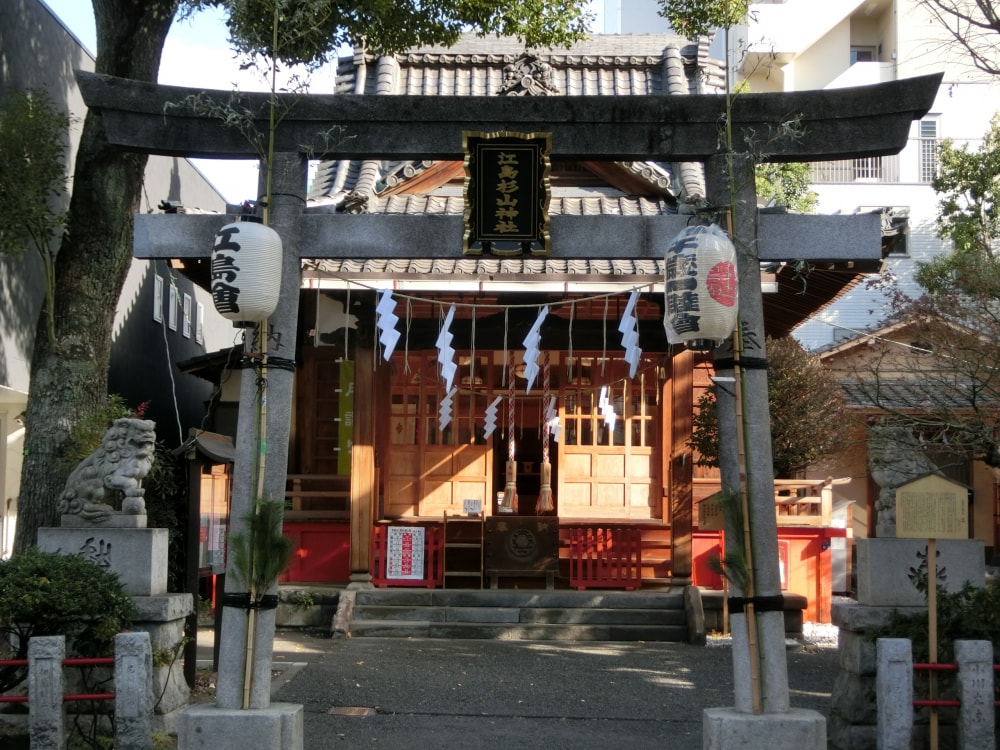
top-left (37, 518), bottom-right (193, 732)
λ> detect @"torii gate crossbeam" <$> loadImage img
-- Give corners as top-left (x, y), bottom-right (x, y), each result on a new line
top-left (78, 71), bottom-right (940, 162)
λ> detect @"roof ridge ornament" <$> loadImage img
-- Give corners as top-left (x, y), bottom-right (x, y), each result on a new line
top-left (497, 54), bottom-right (560, 96)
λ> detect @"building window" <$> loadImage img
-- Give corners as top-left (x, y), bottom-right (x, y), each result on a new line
top-left (195, 302), bottom-right (205, 344)
top-left (168, 285), bottom-right (178, 331)
top-left (153, 275), bottom-right (163, 323)
top-left (850, 46), bottom-right (876, 65)
top-left (390, 352), bottom-right (491, 447)
top-left (919, 117), bottom-right (939, 183)
top-left (182, 293), bottom-right (192, 338)
top-left (561, 356), bottom-right (656, 449)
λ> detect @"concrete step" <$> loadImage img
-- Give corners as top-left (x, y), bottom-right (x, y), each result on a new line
top-left (352, 604), bottom-right (687, 627)
top-left (348, 619), bottom-right (689, 641)
top-left (353, 588), bottom-right (685, 609)
top-left (347, 587), bottom-right (691, 641)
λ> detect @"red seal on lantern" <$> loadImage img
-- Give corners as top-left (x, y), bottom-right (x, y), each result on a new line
top-left (706, 261), bottom-right (737, 307)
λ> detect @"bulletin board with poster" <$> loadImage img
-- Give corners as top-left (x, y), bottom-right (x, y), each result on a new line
top-left (199, 462), bottom-right (231, 575)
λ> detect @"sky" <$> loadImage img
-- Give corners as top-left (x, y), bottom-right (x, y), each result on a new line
top-left (41, 1), bottom-right (607, 205)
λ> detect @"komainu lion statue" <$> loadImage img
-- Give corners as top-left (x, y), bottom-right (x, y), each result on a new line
top-left (56, 418), bottom-right (157, 524)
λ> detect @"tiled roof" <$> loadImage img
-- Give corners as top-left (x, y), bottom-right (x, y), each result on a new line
top-left (839, 379), bottom-right (993, 411)
top-left (314, 194), bottom-right (676, 216)
top-left (333, 35), bottom-right (720, 97)
top-left (307, 257), bottom-right (664, 278)
top-left (309, 34), bottom-right (722, 206)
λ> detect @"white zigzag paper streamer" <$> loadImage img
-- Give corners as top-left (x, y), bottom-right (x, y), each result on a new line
top-left (521, 306), bottom-right (548, 393)
top-left (618, 290), bottom-right (642, 378)
top-left (599, 386), bottom-right (617, 432)
top-left (544, 395), bottom-right (562, 443)
top-left (435, 304), bottom-right (458, 392)
top-left (483, 395), bottom-right (503, 439)
top-left (438, 387), bottom-right (457, 431)
top-left (375, 289), bottom-right (401, 361)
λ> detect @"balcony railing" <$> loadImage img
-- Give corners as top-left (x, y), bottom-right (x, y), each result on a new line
top-left (810, 154), bottom-right (901, 184)
top-left (809, 136), bottom-right (944, 185)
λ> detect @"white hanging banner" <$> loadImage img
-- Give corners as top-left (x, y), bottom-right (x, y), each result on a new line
top-left (599, 386), bottom-right (617, 432)
top-left (375, 289), bottom-right (401, 361)
top-left (521, 305), bottom-right (548, 393)
top-left (618, 290), bottom-right (642, 378)
top-left (436, 304), bottom-right (458, 391)
top-left (438, 386), bottom-right (457, 431)
top-left (545, 394), bottom-right (562, 443)
top-left (483, 395), bottom-right (503, 439)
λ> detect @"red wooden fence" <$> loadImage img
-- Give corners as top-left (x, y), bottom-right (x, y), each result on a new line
top-left (567, 526), bottom-right (643, 591)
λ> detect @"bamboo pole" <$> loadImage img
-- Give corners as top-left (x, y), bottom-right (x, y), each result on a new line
top-left (732, 324), bottom-right (762, 714)
top-left (243, 319), bottom-right (269, 710)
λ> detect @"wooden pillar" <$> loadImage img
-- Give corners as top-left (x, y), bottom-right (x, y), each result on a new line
top-left (669, 349), bottom-right (694, 580)
top-left (349, 323), bottom-right (376, 584)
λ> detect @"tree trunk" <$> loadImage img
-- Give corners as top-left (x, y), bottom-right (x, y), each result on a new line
top-left (13, 0), bottom-right (179, 552)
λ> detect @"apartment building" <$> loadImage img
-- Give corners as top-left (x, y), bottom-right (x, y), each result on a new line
top-left (732, 0), bottom-right (998, 349)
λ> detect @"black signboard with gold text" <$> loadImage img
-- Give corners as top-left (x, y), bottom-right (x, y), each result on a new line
top-left (463, 131), bottom-right (551, 256)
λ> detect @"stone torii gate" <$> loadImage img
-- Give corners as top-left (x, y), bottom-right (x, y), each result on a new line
top-left (79, 70), bottom-right (940, 749)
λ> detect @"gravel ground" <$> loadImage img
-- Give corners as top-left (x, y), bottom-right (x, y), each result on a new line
top-left (707, 621), bottom-right (840, 650)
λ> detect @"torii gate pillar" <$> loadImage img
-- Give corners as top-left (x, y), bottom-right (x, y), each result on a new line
top-left (214, 154), bottom-right (307, 712)
top-left (702, 156), bottom-right (826, 748)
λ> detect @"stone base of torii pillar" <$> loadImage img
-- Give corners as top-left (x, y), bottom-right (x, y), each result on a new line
top-left (178, 704), bottom-right (303, 750)
top-left (704, 708), bottom-right (827, 749)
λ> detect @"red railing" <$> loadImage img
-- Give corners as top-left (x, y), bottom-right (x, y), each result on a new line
top-left (0, 656), bottom-right (115, 703)
top-left (567, 526), bottom-right (642, 591)
top-left (371, 524), bottom-right (444, 588)
top-left (912, 662), bottom-right (1000, 709)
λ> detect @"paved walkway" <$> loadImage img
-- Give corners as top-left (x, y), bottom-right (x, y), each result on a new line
top-left (198, 629), bottom-right (839, 749)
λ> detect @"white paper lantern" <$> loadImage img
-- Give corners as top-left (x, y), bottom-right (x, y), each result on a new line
top-left (663, 224), bottom-right (739, 350)
top-left (211, 220), bottom-right (282, 323)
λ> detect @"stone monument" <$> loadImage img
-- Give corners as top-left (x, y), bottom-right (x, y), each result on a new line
top-left (830, 426), bottom-right (986, 748)
top-left (37, 418), bottom-right (194, 733)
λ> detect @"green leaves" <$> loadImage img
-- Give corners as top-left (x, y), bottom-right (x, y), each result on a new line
top-left (925, 113), bottom-right (1000, 285)
top-left (755, 162), bottom-right (818, 213)
top-left (658, 0), bottom-right (750, 39)
top-left (228, 497), bottom-right (293, 600)
top-left (0, 90), bottom-right (70, 258)
top-left (0, 549), bottom-right (137, 692)
top-left (184, 0), bottom-right (593, 67)
top-left (690, 336), bottom-right (855, 476)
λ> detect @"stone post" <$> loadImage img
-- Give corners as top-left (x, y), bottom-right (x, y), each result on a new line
top-left (28, 635), bottom-right (65, 750)
top-left (876, 638), bottom-right (913, 750)
top-left (954, 640), bottom-right (995, 749)
top-left (215, 152), bottom-right (305, 711)
top-left (114, 632), bottom-right (153, 750)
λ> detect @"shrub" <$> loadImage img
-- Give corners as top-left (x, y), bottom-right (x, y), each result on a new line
top-left (878, 579), bottom-right (1000, 665)
top-left (868, 578), bottom-right (1000, 714)
top-left (0, 549), bottom-right (137, 693)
